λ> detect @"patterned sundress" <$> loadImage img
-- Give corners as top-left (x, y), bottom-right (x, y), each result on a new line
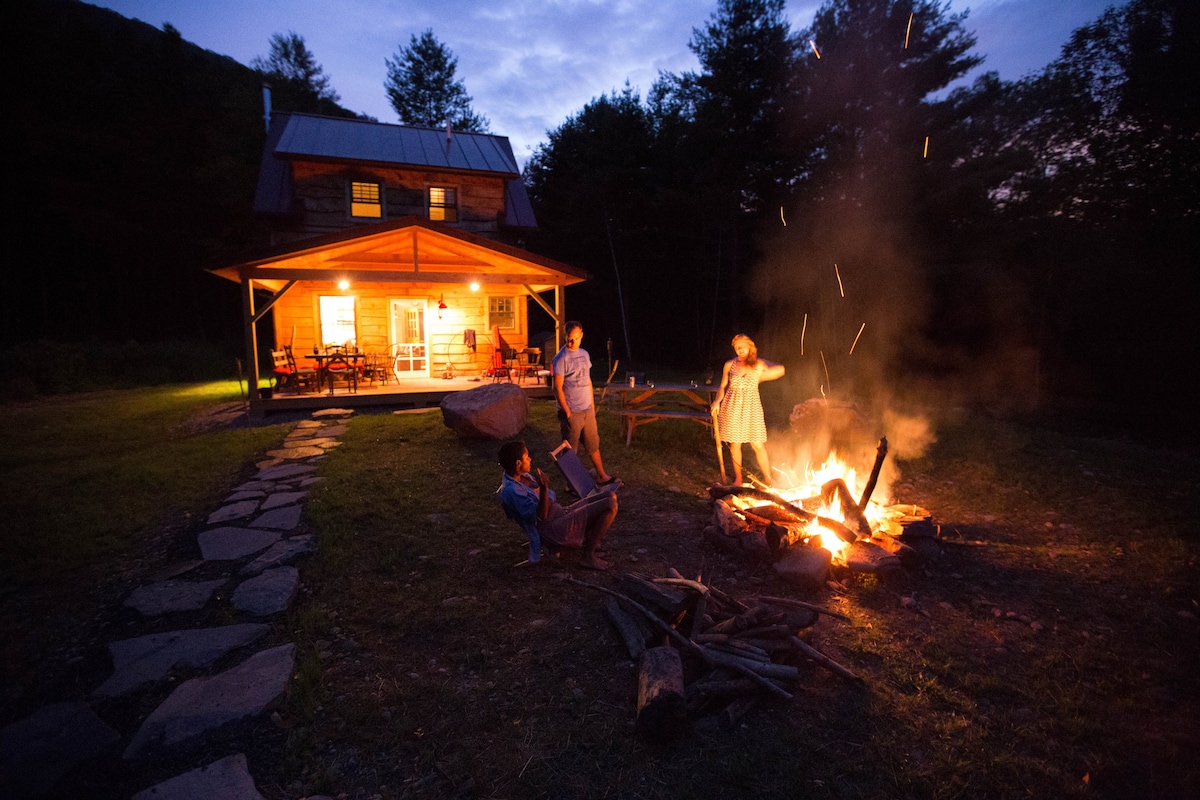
top-left (717, 361), bottom-right (767, 444)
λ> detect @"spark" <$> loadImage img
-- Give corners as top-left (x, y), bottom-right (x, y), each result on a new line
top-left (835, 263), bottom-right (844, 297)
top-left (905, 12), bottom-right (914, 48)
top-left (780, 206), bottom-right (786, 226)
top-left (800, 312), bottom-right (807, 355)
top-left (849, 322), bottom-right (866, 355)
top-left (810, 39), bottom-right (821, 59)
top-left (923, 136), bottom-right (929, 158)
top-left (820, 350), bottom-right (831, 392)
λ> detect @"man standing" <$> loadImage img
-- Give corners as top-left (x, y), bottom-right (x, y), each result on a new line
top-left (552, 321), bottom-right (616, 486)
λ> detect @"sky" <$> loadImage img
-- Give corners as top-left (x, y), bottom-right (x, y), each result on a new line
top-left (86, 0), bottom-right (1117, 167)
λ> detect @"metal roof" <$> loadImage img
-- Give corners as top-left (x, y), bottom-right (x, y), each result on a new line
top-left (272, 113), bottom-right (520, 176)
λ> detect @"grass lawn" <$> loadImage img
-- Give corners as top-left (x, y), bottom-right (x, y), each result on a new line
top-left (1, 386), bottom-right (1196, 799)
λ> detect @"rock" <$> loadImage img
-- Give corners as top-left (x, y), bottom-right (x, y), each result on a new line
top-left (250, 505), bottom-right (303, 531)
top-left (124, 579), bottom-right (227, 616)
top-left (124, 643), bottom-right (295, 758)
top-left (198, 527), bottom-right (282, 561)
top-left (843, 540), bottom-right (903, 576)
top-left (0, 702), bottom-right (120, 797)
top-left (240, 535), bottom-right (316, 576)
top-left (132, 753), bottom-right (265, 800)
top-left (439, 382), bottom-right (529, 439)
top-left (94, 624), bottom-right (270, 698)
top-left (231, 567), bottom-right (299, 616)
top-left (774, 545), bottom-right (832, 589)
top-left (206, 500), bottom-right (261, 525)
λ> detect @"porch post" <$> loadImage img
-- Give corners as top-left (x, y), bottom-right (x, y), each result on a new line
top-left (553, 284), bottom-right (565, 352)
top-left (242, 276), bottom-right (261, 415)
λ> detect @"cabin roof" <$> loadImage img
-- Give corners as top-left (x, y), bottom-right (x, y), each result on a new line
top-left (254, 113), bottom-right (535, 228)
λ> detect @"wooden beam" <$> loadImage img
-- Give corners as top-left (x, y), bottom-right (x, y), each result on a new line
top-left (523, 285), bottom-right (556, 318)
top-left (250, 280), bottom-right (297, 324)
top-left (239, 267), bottom-right (576, 285)
top-left (242, 279), bottom-right (260, 412)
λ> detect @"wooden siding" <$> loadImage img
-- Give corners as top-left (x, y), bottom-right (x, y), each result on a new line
top-left (271, 280), bottom-right (535, 377)
top-left (288, 162), bottom-right (506, 239)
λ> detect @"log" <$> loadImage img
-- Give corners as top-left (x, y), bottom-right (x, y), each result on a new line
top-left (857, 437), bottom-right (888, 510)
top-left (700, 646), bottom-right (799, 682)
top-left (730, 624), bottom-right (792, 640)
top-left (706, 606), bottom-right (767, 635)
top-left (821, 478), bottom-right (871, 537)
top-left (708, 641), bottom-right (772, 662)
top-left (712, 485), bottom-right (858, 544)
top-left (789, 636), bottom-right (864, 684)
top-left (617, 573), bottom-right (690, 615)
top-left (603, 598), bottom-right (646, 660)
top-left (566, 578), bottom-right (706, 659)
top-left (637, 646), bottom-right (686, 741)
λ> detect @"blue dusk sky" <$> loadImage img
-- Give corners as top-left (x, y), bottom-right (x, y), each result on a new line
top-left (86, 0), bottom-right (1117, 166)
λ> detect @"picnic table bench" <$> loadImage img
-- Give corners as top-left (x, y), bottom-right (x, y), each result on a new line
top-left (606, 382), bottom-right (717, 446)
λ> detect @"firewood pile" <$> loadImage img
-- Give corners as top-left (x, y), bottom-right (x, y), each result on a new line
top-left (569, 570), bottom-right (860, 740)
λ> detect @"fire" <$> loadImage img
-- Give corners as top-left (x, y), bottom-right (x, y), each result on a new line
top-left (732, 452), bottom-right (888, 564)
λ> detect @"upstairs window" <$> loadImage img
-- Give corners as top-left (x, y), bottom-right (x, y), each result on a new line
top-left (428, 186), bottom-right (458, 222)
top-left (489, 296), bottom-right (516, 330)
top-left (350, 181), bottom-right (382, 218)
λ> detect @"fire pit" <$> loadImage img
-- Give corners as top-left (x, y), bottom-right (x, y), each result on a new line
top-left (704, 437), bottom-right (942, 586)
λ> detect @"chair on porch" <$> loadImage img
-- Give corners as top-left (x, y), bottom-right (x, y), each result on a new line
top-left (282, 345), bottom-right (318, 393)
top-left (323, 351), bottom-right (357, 395)
top-left (360, 352), bottom-right (389, 387)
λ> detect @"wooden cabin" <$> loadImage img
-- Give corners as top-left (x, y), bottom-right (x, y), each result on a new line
top-left (212, 112), bottom-right (587, 411)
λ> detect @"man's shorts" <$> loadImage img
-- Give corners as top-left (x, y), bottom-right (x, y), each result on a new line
top-left (558, 406), bottom-right (600, 456)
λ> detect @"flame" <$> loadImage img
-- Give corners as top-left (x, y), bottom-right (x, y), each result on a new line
top-left (770, 452), bottom-right (889, 564)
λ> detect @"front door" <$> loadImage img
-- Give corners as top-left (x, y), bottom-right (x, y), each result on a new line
top-left (389, 298), bottom-right (429, 378)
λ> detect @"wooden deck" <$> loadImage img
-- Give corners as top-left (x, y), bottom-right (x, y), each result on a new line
top-left (251, 374), bottom-right (552, 417)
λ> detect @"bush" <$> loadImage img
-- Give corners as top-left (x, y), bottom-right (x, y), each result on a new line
top-left (0, 339), bottom-right (240, 398)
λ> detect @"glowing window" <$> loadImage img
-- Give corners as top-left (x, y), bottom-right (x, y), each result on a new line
top-left (429, 186), bottom-right (458, 222)
top-left (350, 181), bottom-right (382, 218)
top-left (319, 295), bottom-right (357, 348)
top-left (489, 296), bottom-right (515, 329)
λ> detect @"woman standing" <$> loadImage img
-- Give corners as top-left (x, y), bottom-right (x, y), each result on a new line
top-left (710, 334), bottom-right (786, 486)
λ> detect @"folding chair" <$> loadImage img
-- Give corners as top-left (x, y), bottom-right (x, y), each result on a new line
top-left (550, 441), bottom-right (609, 498)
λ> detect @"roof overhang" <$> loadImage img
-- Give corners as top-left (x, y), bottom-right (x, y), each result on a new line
top-left (212, 216), bottom-right (587, 293)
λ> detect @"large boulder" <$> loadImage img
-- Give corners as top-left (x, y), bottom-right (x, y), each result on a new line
top-left (440, 382), bottom-right (529, 439)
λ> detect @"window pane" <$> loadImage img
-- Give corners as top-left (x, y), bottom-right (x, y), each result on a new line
top-left (429, 186), bottom-right (458, 222)
top-left (489, 296), bottom-right (515, 329)
top-left (319, 296), bottom-right (357, 348)
top-left (351, 182), bottom-right (382, 218)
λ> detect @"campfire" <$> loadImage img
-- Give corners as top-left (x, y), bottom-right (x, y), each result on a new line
top-left (705, 434), bottom-right (942, 585)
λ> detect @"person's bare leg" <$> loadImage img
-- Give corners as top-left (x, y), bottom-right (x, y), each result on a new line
top-left (729, 443), bottom-right (744, 485)
top-left (589, 449), bottom-right (613, 483)
top-left (750, 443), bottom-right (772, 487)
top-left (579, 494), bottom-right (617, 569)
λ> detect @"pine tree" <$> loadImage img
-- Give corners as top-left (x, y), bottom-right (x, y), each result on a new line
top-left (384, 30), bottom-right (489, 132)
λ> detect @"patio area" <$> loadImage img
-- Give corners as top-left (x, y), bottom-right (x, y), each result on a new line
top-left (253, 373), bottom-right (553, 416)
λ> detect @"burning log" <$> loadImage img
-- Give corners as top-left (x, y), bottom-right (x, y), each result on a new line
top-left (710, 485), bottom-right (858, 544)
top-left (857, 437), bottom-right (888, 510)
top-left (821, 478), bottom-right (871, 537)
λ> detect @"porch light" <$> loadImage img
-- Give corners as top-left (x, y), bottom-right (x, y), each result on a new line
top-left (469, 281), bottom-right (480, 292)
top-left (337, 279), bottom-right (350, 291)
top-left (437, 294), bottom-right (447, 319)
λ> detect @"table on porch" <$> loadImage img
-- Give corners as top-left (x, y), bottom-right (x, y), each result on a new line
top-left (606, 382), bottom-right (718, 446)
top-left (304, 351), bottom-right (365, 395)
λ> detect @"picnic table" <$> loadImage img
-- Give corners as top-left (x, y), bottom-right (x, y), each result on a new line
top-left (606, 381), bottom-right (718, 446)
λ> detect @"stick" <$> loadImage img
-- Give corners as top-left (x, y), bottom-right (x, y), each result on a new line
top-left (597, 359), bottom-right (620, 401)
top-left (790, 636), bottom-right (864, 684)
top-left (711, 406), bottom-right (727, 483)
top-left (755, 595), bottom-right (852, 622)
top-left (566, 577), bottom-right (704, 658)
top-left (857, 437), bottom-right (888, 511)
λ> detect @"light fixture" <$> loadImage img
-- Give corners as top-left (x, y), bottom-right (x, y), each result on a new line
top-left (469, 281), bottom-right (480, 292)
top-left (337, 279), bottom-right (350, 291)
top-left (437, 293), bottom-right (447, 319)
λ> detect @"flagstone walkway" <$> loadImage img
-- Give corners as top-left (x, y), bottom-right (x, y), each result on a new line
top-left (0, 409), bottom-right (355, 799)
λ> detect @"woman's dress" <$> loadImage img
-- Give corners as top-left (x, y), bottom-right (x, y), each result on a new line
top-left (717, 362), bottom-right (766, 444)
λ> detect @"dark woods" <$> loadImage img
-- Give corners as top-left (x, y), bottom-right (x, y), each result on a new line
top-left (8, 0), bottom-right (1198, 431)
top-left (525, 0), bottom-right (1199, 430)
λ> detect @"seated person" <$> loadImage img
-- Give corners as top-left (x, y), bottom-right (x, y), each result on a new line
top-left (497, 440), bottom-right (617, 571)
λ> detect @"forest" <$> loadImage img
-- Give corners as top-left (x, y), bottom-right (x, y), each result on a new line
top-left (7, 0), bottom-right (1197, 432)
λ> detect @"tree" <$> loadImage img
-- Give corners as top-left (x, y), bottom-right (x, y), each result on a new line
top-left (384, 30), bottom-right (489, 131)
top-left (251, 31), bottom-right (339, 104)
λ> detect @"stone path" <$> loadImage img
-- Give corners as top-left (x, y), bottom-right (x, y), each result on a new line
top-left (0, 408), bottom-right (355, 799)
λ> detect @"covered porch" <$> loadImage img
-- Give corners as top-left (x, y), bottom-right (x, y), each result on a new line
top-left (212, 216), bottom-right (587, 417)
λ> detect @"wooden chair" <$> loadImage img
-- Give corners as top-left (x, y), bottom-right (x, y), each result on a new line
top-left (323, 352), bottom-right (357, 395)
top-left (282, 345), bottom-right (317, 393)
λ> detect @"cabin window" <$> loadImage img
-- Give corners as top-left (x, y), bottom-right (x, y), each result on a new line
top-left (428, 186), bottom-right (458, 222)
top-left (319, 295), bottom-right (357, 348)
top-left (350, 181), bottom-right (382, 218)
top-left (489, 296), bottom-right (516, 330)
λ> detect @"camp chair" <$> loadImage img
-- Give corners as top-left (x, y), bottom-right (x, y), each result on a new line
top-left (550, 441), bottom-right (624, 499)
